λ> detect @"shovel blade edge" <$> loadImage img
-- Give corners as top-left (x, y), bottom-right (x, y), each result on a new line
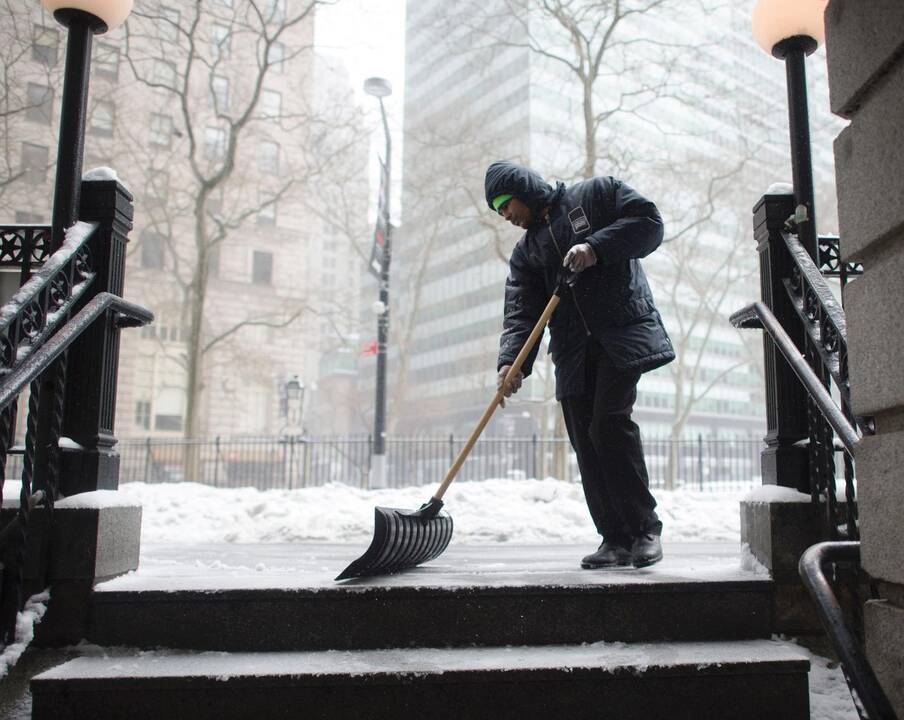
top-left (335, 506), bottom-right (453, 581)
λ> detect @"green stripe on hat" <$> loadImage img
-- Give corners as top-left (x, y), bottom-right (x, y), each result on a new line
top-left (492, 193), bottom-right (513, 211)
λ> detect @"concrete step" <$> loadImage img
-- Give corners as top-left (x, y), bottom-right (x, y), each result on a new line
top-left (88, 571), bottom-right (773, 651)
top-left (30, 639), bottom-right (810, 720)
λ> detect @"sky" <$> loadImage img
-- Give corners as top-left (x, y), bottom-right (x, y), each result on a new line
top-left (315, 0), bottom-right (407, 223)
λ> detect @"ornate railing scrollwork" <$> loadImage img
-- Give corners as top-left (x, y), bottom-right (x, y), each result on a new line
top-left (0, 223), bottom-right (96, 379)
top-left (0, 225), bottom-right (51, 271)
top-left (818, 235), bottom-right (863, 285)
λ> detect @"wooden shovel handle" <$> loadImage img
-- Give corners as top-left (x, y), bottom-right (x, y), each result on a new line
top-left (431, 291), bottom-right (562, 502)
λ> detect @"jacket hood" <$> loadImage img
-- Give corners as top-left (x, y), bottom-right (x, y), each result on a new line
top-left (484, 161), bottom-right (565, 215)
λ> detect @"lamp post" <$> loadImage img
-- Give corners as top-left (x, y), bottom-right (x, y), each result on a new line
top-left (364, 76), bottom-right (392, 489)
top-left (285, 375), bottom-right (305, 432)
top-left (752, 0), bottom-right (828, 262)
top-left (43, 0), bottom-right (133, 251)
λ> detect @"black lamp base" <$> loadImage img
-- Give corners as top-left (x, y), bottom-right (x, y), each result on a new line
top-left (772, 35), bottom-right (818, 59)
top-left (53, 8), bottom-right (108, 35)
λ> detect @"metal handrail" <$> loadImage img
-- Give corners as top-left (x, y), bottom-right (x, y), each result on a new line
top-left (800, 543), bottom-right (898, 720)
top-left (729, 301), bottom-right (859, 452)
top-left (0, 292), bottom-right (152, 412)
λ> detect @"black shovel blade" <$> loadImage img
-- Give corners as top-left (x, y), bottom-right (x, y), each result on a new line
top-left (335, 503), bottom-right (453, 581)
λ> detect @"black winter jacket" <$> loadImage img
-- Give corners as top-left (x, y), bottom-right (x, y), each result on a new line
top-left (485, 161), bottom-right (674, 400)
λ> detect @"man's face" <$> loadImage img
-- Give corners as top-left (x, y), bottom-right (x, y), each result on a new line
top-left (498, 196), bottom-right (533, 230)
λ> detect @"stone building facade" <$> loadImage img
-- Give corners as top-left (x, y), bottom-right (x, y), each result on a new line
top-left (0, 2), bottom-right (367, 440)
top-left (825, 0), bottom-right (904, 710)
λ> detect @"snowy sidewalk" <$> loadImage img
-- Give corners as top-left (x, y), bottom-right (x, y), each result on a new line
top-left (101, 541), bottom-right (755, 592)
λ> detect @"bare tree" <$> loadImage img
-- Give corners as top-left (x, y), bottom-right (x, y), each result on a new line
top-left (0, 4), bottom-right (59, 209)
top-left (120, 0), bottom-right (339, 443)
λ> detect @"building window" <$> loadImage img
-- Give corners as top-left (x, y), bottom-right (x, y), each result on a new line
top-left (153, 59), bottom-right (177, 89)
top-left (145, 170), bottom-right (169, 206)
top-left (26, 83), bottom-right (53, 125)
top-left (149, 113), bottom-right (173, 147)
top-left (264, 0), bottom-right (286, 23)
top-left (95, 42), bottom-right (120, 78)
top-left (21, 143), bottom-right (49, 185)
top-left (267, 41), bottom-right (285, 72)
top-left (161, 7), bottom-right (181, 43)
top-left (154, 390), bottom-right (184, 431)
top-left (32, 25), bottom-right (59, 65)
top-left (205, 126), bottom-right (227, 159)
top-left (16, 211), bottom-right (44, 224)
top-left (212, 23), bottom-right (231, 59)
top-left (207, 245), bottom-right (220, 278)
top-left (261, 89), bottom-right (281, 117)
top-left (212, 75), bottom-right (229, 109)
top-left (257, 191), bottom-right (277, 225)
top-left (135, 401), bottom-right (151, 430)
top-left (252, 250), bottom-right (273, 285)
top-left (259, 141), bottom-right (279, 173)
top-left (90, 100), bottom-right (115, 136)
top-left (140, 230), bottom-right (166, 269)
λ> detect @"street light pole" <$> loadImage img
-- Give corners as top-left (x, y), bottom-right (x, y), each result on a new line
top-left (364, 77), bottom-right (392, 489)
top-left (44, 0), bottom-right (133, 250)
top-left (751, 0), bottom-right (828, 262)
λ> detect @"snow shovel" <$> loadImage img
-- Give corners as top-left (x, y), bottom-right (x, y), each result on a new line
top-left (336, 285), bottom-right (564, 581)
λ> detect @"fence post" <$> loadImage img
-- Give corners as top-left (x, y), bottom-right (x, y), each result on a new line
top-left (143, 436), bottom-right (151, 483)
top-left (531, 434), bottom-right (538, 480)
top-left (213, 436), bottom-right (220, 487)
top-left (697, 434), bottom-right (704, 491)
top-left (365, 435), bottom-right (372, 489)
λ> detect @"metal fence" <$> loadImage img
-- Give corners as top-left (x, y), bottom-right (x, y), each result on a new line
top-left (111, 435), bottom-right (766, 492)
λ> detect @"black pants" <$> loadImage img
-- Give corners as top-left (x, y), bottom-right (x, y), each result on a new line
top-left (560, 342), bottom-right (662, 544)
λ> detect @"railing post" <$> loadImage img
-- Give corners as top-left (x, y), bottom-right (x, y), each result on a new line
top-left (754, 191), bottom-right (810, 492)
top-left (58, 178), bottom-right (133, 496)
top-left (143, 436), bottom-right (151, 483)
top-left (697, 434), bottom-right (704, 491)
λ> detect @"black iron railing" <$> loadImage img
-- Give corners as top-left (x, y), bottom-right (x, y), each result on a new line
top-left (734, 191), bottom-right (890, 718)
top-left (0, 179), bottom-right (151, 647)
top-left (107, 434), bottom-right (765, 491)
top-left (0, 225), bottom-right (51, 277)
top-left (740, 192), bottom-right (869, 540)
top-left (800, 543), bottom-right (897, 720)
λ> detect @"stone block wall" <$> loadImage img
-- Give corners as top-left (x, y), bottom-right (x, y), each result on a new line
top-left (825, 0), bottom-right (904, 712)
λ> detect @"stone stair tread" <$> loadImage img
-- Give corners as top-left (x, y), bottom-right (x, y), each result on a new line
top-left (95, 542), bottom-right (765, 594)
top-left (86, 544), bottom-right (774, 651)
top-left (34, 639), bottom-right (807, 682)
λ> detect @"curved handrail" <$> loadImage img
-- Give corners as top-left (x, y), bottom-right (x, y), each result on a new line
top-left (799, 542), bottom-right (898, 720)
top-left (0, 220), bottom-right (98, 378)
top-left (729, 301), bottom-right (859, 453)
top-left (0, 292), bottom-right (152, 412)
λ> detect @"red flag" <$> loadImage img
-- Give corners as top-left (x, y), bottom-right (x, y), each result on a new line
top-left (361, 340), bottom-right (378, 357)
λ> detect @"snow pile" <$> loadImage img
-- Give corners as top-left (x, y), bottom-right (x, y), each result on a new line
top-left (740, 543), bottom-right (771, 576)
top-left (744, 485), bottom-right (811, 503)
top-left (780, 638), bottom-right (860, 720)
top-left (116, 479), bottom-right (744, 545)
top-left (83, 166), bottom-right (119, 182)
top-left (0, 590), bottom-right (49, 680)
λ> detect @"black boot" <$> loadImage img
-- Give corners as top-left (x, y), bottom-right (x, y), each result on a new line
top-left (630, 533), bottom-right (663, 568)
top-left (581, 539), bottom-right (633, 569)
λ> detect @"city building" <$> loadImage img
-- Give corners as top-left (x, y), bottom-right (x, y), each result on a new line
top-left (391, 0), bottom-right (840, 443)
top-left (0, 1), bottom-right (368, 439)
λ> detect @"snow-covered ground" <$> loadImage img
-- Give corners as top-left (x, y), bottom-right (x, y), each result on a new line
top-left (115, 478), bottom-right (744, 545)
top-left (0, 479), bottom-right (862, 718)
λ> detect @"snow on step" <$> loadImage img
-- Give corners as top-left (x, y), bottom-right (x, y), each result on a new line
top-left (35, 639), bottom-right (807, 681)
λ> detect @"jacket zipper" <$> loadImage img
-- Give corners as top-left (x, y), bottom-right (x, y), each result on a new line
top-left (547, 216), bottom-right (592, 336)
